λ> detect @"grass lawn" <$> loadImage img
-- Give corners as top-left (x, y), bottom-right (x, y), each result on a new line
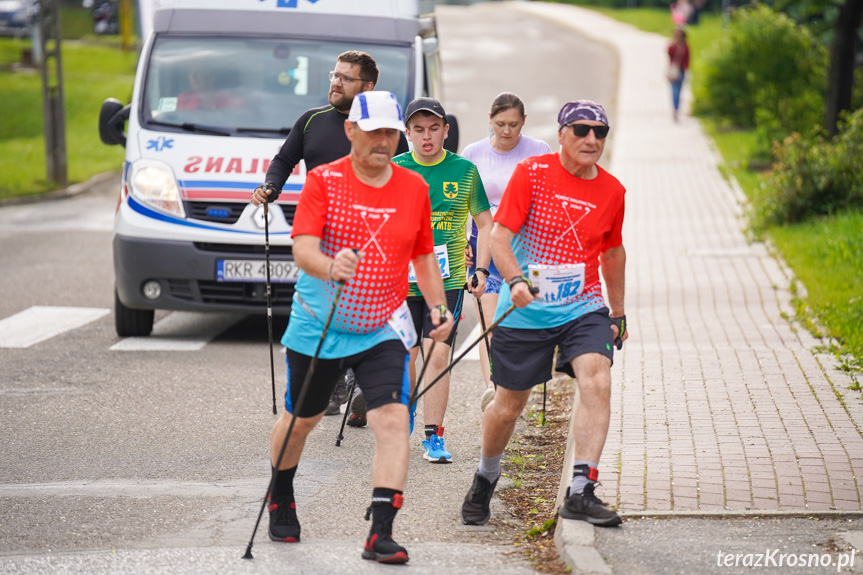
top-left (0, 8), bottom-right (138, 201)
top-left (769, 212), bottom-right (863, 366)
top-left (579, 4), bottom-right (863, 370)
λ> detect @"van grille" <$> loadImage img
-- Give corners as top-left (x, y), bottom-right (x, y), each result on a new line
top-left (167, 279), bottom-right (295, 306)
top-left (194, 243), bottom-right (292, 256)
top-left (184, 201), bottom-right (297, 225)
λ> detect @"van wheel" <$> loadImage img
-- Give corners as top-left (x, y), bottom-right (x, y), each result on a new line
top-left (444, 114), bottom-right (459, 153)
top-left (115, 289), bottom-right (154, 337)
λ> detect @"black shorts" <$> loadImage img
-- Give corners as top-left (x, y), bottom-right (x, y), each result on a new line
top-left (489, 308), bottom-right (614, 391)
top-left (406, 289), bottom-right (465, 348)
top-left (284, 340), bottom-right (409, 417)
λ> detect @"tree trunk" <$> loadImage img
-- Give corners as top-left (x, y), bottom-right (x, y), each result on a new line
top-left (825, 0), bottom-right (863, 137)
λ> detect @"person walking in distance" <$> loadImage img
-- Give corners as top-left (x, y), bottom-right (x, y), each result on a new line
top-left (252, 91), bottom-right (453, 563)
top-left (393, 97), bottom-right (493, 463)
top-left (461, 100), bottom-right (627, 528)
top-left (461, 92), bottom-right (552, 412)
top-left (252, 50), bottom-right (408, 416)
top-left (667, 28), bottom-right (690, 121)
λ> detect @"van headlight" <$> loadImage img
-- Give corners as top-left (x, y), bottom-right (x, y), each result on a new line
top-left (129, 159), bottom-right (185, 217)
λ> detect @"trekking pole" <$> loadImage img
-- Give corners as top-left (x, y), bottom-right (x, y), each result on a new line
top-left (411, 286), bottom-right (539, 406)
top-left (469, 274), bottom-right (494, 386)
top-left (243, 279), bottom-right (346, 560)
top-left (541, 382), bottom-right (547, 425)
top-left (335, 370), bottom-right (358, 447)
top-left (408, 339), bottom-right (436, 412)
top-left (263, 201), bottom-right (277, 415)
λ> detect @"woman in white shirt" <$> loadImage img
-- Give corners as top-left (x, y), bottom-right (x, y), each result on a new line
top-left (462, 92), bottom-right (552, 412)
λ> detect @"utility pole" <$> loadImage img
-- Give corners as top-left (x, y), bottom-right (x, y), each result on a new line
top-left (37, 0), bottom-right (67, 187)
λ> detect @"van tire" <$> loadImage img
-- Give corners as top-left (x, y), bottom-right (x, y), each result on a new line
top-left (444, 114), bottom-right (459, 153)
top-left (115, 289), bottom-right (155, 337)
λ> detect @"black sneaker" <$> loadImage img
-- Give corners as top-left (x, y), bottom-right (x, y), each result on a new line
top-left (324, 375), bottom-right (349, 416)
top-left (347, 390), bottom-right (367, 427)
top-left (268, 495), bottom-right (301, 542)
top-left (461, 472), bottom-right (498, 525)
top-left (558, 483), bottom-right (622, 527)
top-left (362, 533), bottom-right (409, 563)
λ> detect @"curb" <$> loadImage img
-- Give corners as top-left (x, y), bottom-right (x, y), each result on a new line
top-left (0, 171), bottom-right (119, 207)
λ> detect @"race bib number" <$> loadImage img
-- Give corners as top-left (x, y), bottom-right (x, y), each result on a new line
top-left (528, 263), bottom-right (586, 303)
top-left (387, 301), bottom-right (417, 350)
top-left (408, 245), bottom-right (450, 283)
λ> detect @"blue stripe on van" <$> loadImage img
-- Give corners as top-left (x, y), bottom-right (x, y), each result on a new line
top-left (127, 195), bottom-right (291, 235)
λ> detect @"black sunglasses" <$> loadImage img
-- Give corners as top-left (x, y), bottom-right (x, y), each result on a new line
top-left (566, 123), bottom-right (609, 139)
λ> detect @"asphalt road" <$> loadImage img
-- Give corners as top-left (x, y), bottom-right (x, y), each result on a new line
top-left (0, 3), bottom-right (616, 574)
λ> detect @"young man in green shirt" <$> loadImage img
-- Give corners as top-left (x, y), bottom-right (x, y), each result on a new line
top-left (393, 98), bottom-right (494, 463)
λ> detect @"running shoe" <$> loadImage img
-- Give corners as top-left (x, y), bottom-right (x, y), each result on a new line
top-left (422, 434), bottom-right (452, 463)
top-left (347, 389), bottom-right (367, 427)
top-left (558, 483), bottom-right (622, 527)
top-left (362, 532), bottom-right (409, 564)
top-left (480, 386), bottom-right (495, 412)
top-left (461, 472), bottom-right (498, 525)
top-left (268, 495), bottom-right (301, 542)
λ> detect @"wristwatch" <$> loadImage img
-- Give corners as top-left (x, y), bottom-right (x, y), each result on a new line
top-left (434, 304), bottom-right (449, 319)
top-left (475, 267), bottom-right (490, 278)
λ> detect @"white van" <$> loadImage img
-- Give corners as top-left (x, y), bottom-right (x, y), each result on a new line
top-left (99, 0), bottom-right (456, 336)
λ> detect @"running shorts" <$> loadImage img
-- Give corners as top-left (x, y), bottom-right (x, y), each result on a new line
top-left (407, 288), bottom-right (464, 348)
top-left (490, 307), bottom-right (615, 391)
top-left (284, 339), bottom-right (409, 417)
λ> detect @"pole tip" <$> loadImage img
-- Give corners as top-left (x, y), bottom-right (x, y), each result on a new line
top-left (242, 545), bottom-right (254, 560)
top-left (272, 405), bottom-right (277, 415)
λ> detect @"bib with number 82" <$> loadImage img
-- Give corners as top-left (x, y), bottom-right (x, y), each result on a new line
top-left (528, 263), bottom-right (586, 302)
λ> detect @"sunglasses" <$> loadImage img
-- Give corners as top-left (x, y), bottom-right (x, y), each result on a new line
top-left (566, 123), bottom-right (609, 139)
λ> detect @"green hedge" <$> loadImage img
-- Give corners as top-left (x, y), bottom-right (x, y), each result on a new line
top-left (694, 4), bottom-right (826, 148)
top-left (756, 107), bottom-right (863, 227)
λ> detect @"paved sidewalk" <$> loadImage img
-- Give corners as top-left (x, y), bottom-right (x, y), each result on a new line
top-left (512, 2), bottom-right (863, 517)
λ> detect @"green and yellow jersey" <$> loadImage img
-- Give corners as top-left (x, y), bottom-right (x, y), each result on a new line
top-left (393, 149), bottom-right (491, 295)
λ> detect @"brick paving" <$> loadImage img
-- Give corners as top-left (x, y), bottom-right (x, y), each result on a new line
top-left (514, 2), bottom-right (863, 514)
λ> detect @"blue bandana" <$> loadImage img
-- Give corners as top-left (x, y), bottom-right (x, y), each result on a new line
top-left (557, 100), bottom-right (609, 130)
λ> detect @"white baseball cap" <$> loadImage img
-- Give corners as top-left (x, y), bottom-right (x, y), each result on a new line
top-left (347, 91), bottom-right (406, 132)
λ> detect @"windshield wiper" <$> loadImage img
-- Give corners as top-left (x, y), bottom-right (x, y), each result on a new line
top-left (236, 127), bottom-right (291, 136)
top-left (148, 120), bottom-right (231, 136)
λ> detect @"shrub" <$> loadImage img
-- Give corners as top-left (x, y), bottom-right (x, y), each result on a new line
top-left (756, 107), bottom-right (863, 227)
top-left (694, 5), bottom-right (827, 131)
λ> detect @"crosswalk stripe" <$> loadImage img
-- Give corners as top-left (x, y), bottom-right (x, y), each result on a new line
top-left (109, 311), bottom-right (244, 351)
top-left (0, 306), bottom-right (110, 348)
top-left (453, 322), bottom-right (481, 361)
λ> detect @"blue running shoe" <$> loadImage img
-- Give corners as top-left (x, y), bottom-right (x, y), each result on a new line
top-left (422, 434), bottom-right (452, 463)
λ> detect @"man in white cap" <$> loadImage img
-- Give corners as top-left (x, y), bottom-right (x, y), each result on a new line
top-left (461, 99), bottom-right (628, 528)
top-left (261, 91), bottom-right (453, 564)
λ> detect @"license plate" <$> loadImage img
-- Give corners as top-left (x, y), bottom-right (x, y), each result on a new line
top-left (216, 259), bottom-right (300, 283)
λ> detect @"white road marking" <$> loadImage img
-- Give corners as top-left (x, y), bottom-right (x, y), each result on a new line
top-left (109, 311), bottom-right (244, 351)
top-left (0, 306), bottom-right (110, 348)
top-left (453, 322), bottom-right (481, 361)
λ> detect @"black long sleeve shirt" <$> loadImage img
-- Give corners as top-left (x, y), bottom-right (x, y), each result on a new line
top-left (265, 104), bottom-right (408, 200)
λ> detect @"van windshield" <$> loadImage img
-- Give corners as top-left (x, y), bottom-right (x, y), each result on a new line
top-left (142, 36), bottom-right (412, 135)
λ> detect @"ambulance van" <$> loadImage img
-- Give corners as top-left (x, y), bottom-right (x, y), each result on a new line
top-left (99, 0), bottom-right (454, 336)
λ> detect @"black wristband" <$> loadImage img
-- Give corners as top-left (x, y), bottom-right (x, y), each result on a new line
top-left (475, 267), bottom-right (490, 278)
top-left (508, 275), bottom-right (531, 290)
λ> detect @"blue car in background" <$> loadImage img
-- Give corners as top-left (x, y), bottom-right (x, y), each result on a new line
top-left (0, 0), bottom-right (37, 37)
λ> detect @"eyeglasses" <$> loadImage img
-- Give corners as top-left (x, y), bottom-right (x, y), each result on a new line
top-left (566, 123), bottom-right (609, 139)
top-left (328, 71), bottom-right (369, 85)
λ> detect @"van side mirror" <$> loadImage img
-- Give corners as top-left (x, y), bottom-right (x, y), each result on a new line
top-left (99, 98), bottom-right (130, 147)
top-left (444, 114), bottom-right (459, 153)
